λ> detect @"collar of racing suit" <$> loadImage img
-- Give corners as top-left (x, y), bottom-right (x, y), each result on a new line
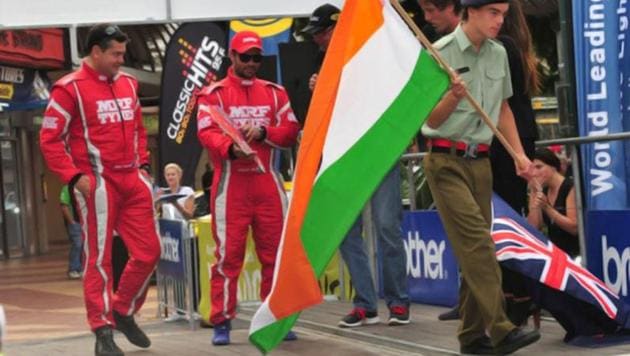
top-left (81, 60), bottom-right (120, 83)
top-left (227, 66), bottom-right (256, 87)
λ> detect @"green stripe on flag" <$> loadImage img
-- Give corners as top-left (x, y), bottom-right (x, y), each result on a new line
top-left (302, 51), bottom-right (448, 273)
top-left (250, 51), bottom-right (448, 354)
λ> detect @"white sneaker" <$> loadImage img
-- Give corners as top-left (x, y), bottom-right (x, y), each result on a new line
top-left (68, 271), bottom-right (82, 279)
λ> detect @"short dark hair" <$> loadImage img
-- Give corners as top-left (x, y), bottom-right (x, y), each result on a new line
top-left (85, 24), bottom-right (128, 54)
top-left (534, 148), bottom-right (562, 172)
top-left (421, 0), bottom-right (462, 14)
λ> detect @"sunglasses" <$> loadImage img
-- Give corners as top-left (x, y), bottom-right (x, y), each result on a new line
top-left (86, 24), bottom-right (128, 52)
top-left (238, 53), bottom-right (263, 63)
top-left (104, 25), bottom-right (122, 36)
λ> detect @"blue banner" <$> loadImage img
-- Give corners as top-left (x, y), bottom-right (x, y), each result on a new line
top-left (0, 65), bottom-right (49, 112)
top-left (586, 210), bottom-right (630, 306)
top-left (157, 219), bottom-right (186, 279)
top-left (573, 1), bottom-right (628, 210)
top-left (620, 1), bottom-right (630, 206)
top-left (378, 211), bottom-right (459, 307)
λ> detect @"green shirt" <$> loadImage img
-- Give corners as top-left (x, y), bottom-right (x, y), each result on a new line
top-left (60, 185), bottom-right (74, 216)
top-left (421, 25), bottom-right (513, 145)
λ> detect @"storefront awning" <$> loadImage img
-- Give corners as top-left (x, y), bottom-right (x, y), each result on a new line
top-left (0, 29), bottom-right (67, 69)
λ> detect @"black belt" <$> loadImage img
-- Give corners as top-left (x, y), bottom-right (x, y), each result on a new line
top-left (429, 146), bottom-right (489, 159)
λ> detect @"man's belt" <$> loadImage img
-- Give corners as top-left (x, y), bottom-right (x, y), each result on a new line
top-left (427, 138), bottom-right (489, 159)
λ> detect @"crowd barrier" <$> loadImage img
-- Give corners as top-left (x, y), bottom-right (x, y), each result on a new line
top-left (156, 219), bottom-right (199, 330)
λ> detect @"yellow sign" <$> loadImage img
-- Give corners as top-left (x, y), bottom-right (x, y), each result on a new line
top-left (0, 83), bottom-right (14, 100)
top-left (195, 216), bottom-right (352, 322)
top-left (230, 18), bottom-right (293, 38)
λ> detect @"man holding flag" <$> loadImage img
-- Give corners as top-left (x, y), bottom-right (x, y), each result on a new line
top-left (421, 0), bottom-right (539, 354)
top-left (248, 0), bottom-right (451, 352)
top-left (196, 31), bottom-right (299, 346)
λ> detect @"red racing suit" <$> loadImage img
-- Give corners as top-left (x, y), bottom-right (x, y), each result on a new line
top-left (40, 62), bottom-right (160, 331)
top-left (197, 68), bottom-right (299, 325)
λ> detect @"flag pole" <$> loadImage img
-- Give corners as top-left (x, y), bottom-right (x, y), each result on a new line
top-left (389, 0), bottom-right (523, 165)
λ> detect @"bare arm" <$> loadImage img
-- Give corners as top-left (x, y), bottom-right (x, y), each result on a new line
top-left (173, 196), bottom-right (195, 220)
top-left (425, 75), bottom-right (466, 129)
top-left (527, 188), bottom-right (545, 229)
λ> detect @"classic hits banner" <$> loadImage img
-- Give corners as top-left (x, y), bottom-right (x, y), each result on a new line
top-left (573, 1), bottom-right (629, 210)
top-left (159, 23), bottom-right (227, 187)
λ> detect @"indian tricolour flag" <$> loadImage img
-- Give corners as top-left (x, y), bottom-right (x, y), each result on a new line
top-left (249, 0), bottom-right (448, 352)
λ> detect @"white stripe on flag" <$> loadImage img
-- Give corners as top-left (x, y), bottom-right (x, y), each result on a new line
top-left (317, 2), bottom-right (422, 178)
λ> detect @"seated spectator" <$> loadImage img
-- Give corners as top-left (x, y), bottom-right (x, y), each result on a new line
top-left (527, 148), bottom-right (579, 257)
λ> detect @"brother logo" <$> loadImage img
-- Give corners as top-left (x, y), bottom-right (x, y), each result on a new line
top-left (404, 230), bottom-right (447, 279)
top-left (602, 234), bottom-right (630, 296)
top-left (161, 233), bottom-right (180, 263)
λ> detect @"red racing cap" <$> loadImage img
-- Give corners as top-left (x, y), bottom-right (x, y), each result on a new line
top-left (230, 31), bottom-right (263, 54)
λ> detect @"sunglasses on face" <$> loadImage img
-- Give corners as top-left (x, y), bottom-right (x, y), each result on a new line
top-left (238, 53), bottom-right (263, 63)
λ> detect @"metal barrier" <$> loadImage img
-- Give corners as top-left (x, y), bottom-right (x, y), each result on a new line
top-left (156, 219), bottom-right (199, 330)
top-left (536, 132), bottom-right (630, 266)
top-left (395, 131), bottom-right (630, 268)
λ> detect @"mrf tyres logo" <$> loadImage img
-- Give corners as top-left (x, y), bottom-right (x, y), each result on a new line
top-left (96, 97), bottom-right (134, 124)
top-left (167, 36), bottom-right (225, 143)
top-left (404, 230), bottom-right (447, 280)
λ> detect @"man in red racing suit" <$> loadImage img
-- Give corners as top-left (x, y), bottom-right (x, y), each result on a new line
top-left (196, 31), bottom-right (299, 345)
top-left (39, 24), bottom-right (160, 356)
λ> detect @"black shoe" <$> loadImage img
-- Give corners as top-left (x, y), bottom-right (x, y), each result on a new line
top-left (338, 308), bottom-right (380, 328)
top-left (494, 328), bottom-right (540, 355)
top-left (460, 336), bottom-right (494, 355)
top-left (388, 305), bottom-right (410, 326)
top-left (438, 305), bottom-right (460, 321)
top-left (113, 311), bottom-right (151, 348)
top-left (94, 326), bottom-right (124, 356)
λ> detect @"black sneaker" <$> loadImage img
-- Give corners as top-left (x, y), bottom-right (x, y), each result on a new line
top-left (493, 327), bottom-right (540, 355)
top-left (388, 305), bottom-right (410, 326)
top-left (338, 308), bottom-right (380, 328)
top-left (438, 305), bottom-right (460, 321)
top-left (113, 311), bottom-right (151, 348)
top-left (460, 335), bottom-right (494, 355)
top-left (94, 326), bottom-right (124, 356)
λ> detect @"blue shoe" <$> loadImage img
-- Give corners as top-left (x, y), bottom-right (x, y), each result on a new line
top-left (284, 330), bottom-right (298, 341)
top-left (212, 321), bottom-right (231, 346)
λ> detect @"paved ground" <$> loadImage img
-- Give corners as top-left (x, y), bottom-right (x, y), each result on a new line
top-left (3, 245), bottom-right (630, 355)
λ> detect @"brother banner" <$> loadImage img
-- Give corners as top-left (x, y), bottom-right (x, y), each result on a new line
top-left (158, 23), bottom-right (227, 187)
top-left (381, 211), bottom-right (459, 307)
top-left (157, 219), bottom-right (186, 279)
top-left (573, 1), bottom-right (629, 210)
top-left (586, 210), bottom-right (630, 305)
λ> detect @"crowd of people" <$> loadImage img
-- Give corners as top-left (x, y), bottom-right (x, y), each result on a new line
top-left (40, 1), bottom-right (591, 355)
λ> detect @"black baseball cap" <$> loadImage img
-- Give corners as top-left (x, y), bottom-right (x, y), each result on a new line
top-left (301, 4), bottom-right (341, 35)
top-left (85, 24), bottom-right (129, 53)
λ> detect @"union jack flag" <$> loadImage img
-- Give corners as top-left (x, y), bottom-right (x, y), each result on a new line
top-left (491, 194), bottom-right (630, 328)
